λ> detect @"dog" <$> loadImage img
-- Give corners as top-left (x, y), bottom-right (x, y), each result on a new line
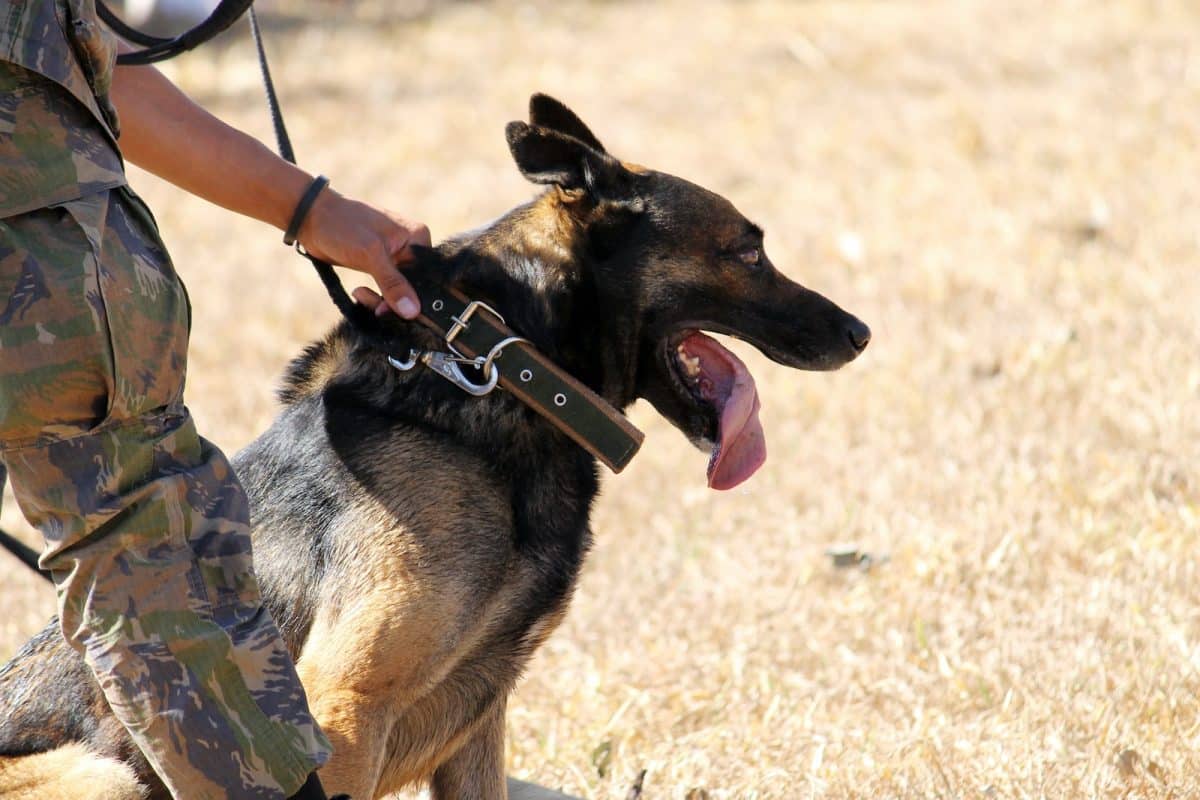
top-left (0, 95), bottom-right (870, 799)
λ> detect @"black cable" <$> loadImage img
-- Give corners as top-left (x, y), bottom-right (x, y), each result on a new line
top-left (96, 2), bottom-right (170, 47)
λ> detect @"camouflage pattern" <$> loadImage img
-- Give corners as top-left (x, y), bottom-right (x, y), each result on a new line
top-left (0, 186), bottom-right (333, 800)
top-left (0, 0), bottom-right (125, 217)
top-left (0, 0), bottom-right (121, 136)
top-left (0, 28), bottom-right (331, 800)
top-left (0, 62), bottom-right (126, 217)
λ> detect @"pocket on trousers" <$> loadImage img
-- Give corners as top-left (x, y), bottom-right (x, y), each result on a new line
top-left (93, 188), bottom-right (191, 422)
top-left (0, 201), bottom-right (118, 446)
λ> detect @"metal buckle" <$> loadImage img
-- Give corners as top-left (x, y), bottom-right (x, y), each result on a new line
top-left (444, 300), bottom-right (505, 356)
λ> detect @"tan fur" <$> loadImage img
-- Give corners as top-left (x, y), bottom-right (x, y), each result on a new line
top-left (0, 96), bottom-right (866, 800)
top-left (0, 743), bottom-right (583, 800)
top-left (475, 192), bottom-right (581, 271)
top-left (0, 744), bottom-right (147, 800)
top-left (283, 328), bottom-right (353, 402)
top-left (294, 482), bottom-right (569, 797)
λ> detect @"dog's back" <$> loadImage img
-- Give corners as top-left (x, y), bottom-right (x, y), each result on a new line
top-left (0, 625), bottom-right (150, 799)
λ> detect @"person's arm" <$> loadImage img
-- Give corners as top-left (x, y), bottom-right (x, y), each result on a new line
top-left (109, 55), bottom-right (428, 318)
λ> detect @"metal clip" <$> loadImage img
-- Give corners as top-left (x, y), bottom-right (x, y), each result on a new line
top-left (480, 335), bottom-right (529, 378)
top-left (385, 305), bottom-right (526, 398)
top-left (388, 348), bottom-right (498, 396)
top-left (423, 351), bottom-right (499, 396)
top-left (387, 350), bottom-right (421, 371)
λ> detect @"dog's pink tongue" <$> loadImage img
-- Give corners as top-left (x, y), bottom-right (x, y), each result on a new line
top-left (679, 333), bottom-right (767, 490)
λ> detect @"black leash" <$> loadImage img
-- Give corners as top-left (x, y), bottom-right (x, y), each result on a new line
top-left (101, 0), bottom-right (256, 65)
top-left (0, 526), bottom-right (49, 581)
top-left (245, 8), bottom-right (403, 358)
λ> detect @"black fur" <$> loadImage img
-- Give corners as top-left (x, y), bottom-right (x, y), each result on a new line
top-left (0, 96), bottom-right (869, 800)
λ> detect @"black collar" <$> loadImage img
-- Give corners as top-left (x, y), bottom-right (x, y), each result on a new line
top-left (396, 274), bottom-right (644, 473)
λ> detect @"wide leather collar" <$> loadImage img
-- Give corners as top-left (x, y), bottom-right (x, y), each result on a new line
top-left (401, 274), bottom-right (644, 473)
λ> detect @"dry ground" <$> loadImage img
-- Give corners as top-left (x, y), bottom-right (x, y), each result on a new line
top-left (3, 0), bottom-right (1199, 797)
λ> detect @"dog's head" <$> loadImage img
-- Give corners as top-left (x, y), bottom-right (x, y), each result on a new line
top-left (502, 95), bottom-right (870, 489)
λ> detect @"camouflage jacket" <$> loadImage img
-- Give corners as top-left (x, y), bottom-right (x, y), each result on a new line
top-left (0, 0), bottom-right (125, 218)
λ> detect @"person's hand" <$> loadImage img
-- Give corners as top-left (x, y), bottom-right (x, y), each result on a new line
top-left (296, 188), bottom-right (431, 319)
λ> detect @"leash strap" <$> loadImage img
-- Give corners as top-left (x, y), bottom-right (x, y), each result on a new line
top-left (100, 0), bottom-right (257, 65)
top-left (0, 527), bottom-right (50, 581)
top-left (405, 276), bottom-right (645, 472)
top-left (247, 7), bottom-right (296, 163)
top-left (247, 8), bottom-right (402, 357)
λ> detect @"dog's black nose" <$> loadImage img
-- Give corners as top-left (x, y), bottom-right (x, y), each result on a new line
top-left (846, 317), bottom-right (871, 352)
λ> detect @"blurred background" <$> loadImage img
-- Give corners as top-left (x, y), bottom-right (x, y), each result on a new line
top-left (3, 0), bottom-right (1198, 797)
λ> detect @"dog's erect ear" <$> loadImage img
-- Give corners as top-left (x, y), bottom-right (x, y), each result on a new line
top-left (528, 94), bottom-right (607, 154)
top-left (506, 121), bottom-right (625, 195)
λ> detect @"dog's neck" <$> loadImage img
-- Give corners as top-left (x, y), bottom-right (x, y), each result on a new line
top-left (439, 191), bottom-right (643, 409)
top-left (280, 191), bottom-right (645, 480)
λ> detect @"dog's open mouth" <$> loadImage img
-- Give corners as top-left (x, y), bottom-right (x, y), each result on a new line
top-left (669, 330), bottom-right (766, 490)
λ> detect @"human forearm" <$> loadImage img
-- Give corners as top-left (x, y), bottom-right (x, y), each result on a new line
top-left (110, 59), bottom-right (310, 231)
top-left (107, 51), bottom-right (430, 318)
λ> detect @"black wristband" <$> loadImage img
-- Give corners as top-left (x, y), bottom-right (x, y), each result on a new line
top-left (283, 174), bottom-right (330, 246)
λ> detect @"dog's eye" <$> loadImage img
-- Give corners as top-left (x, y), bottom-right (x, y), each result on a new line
top-left (737, 247), bottom-right (761, 266)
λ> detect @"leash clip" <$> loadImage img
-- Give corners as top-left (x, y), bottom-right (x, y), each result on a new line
top-left (387, 334), bottom-right (529, 398)
top-left (424, 351), bottom-right (500, 396)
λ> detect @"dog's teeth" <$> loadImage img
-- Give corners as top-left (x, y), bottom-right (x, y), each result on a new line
top-left (680, 353), bottom-right (702, 378)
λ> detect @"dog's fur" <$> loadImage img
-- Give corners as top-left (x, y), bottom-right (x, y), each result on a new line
top-left (0, 96), bottom-right (868, 799)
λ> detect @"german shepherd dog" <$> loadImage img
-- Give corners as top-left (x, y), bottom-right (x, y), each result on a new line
top-left (0, 95), bottom-right (869, 799)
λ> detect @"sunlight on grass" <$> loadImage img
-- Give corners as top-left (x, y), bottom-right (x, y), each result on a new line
top-left (2, 0), bottom-right (1197, 797)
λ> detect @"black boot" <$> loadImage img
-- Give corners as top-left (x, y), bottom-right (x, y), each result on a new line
top-left (286, 772), bottom-right (351, 800)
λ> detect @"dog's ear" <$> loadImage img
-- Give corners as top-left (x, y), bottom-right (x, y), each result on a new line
top-left (506, 121), bottom-right (624, 196)
top-left (528, 94), bottom-right (607, 154)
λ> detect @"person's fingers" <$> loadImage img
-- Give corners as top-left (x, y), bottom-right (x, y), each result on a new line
top-left (411, 222), bottom-right (432, 247)
top-left (352, 286), bottom-right (389, 316)
top-left (371, 249), bottom-right (421, 319)
top-left (376, 219), bottom-right (430, 317)
top-left (390, 221), bottom-right (432, 265)
top-left (297, 194), bottom-right (429, 319)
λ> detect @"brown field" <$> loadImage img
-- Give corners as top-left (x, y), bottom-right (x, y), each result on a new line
top-left (3, 0), bottom-right (1199, 797)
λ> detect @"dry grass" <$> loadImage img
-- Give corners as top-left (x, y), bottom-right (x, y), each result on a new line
top-left (4, 0), bottom-right (1199, 797)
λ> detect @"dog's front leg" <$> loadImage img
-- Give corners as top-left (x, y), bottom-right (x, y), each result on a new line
top-left (306, 687), bottom-right (390, 799)
top-left (430, 698), bottom-right (506, 800)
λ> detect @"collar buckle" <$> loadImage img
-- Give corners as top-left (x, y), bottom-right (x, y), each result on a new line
top-left (444, 299), bottom-right (505, 355)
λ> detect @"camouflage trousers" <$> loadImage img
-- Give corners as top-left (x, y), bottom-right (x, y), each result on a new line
top-left (0, 187), bottom-right (331, 798)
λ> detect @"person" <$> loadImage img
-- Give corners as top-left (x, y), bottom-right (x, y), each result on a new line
top-left (0, 1), bottom-right (429, 797)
